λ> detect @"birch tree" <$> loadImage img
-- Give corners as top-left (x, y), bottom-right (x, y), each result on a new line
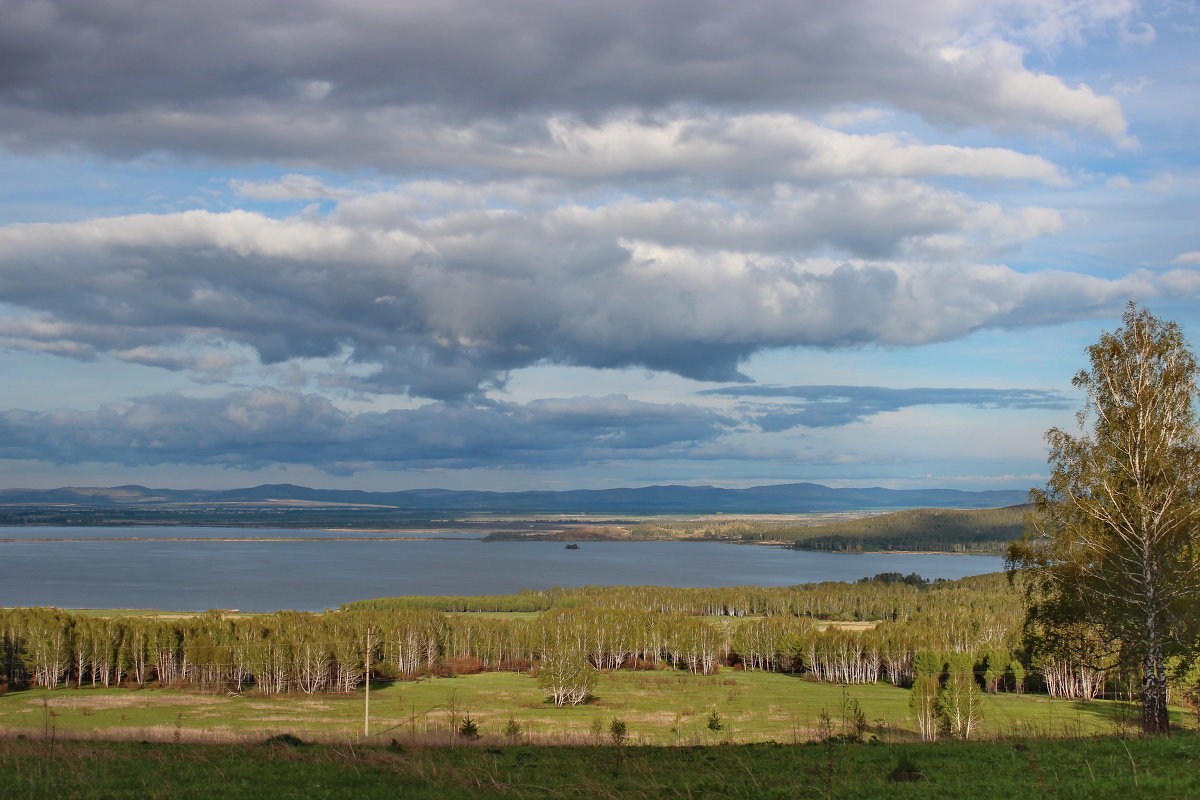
top-left (909, 650), bottom-right (941, 742)
top-left (1009, 304), bottom-right (1200, 734)
top-left (537, 642), bottom-right (595, 707)
top-left (936, 652), bottom-right (984, 739)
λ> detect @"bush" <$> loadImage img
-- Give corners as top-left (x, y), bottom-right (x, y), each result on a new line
top-left (458, 715), bottom-right (480, 740)
top-left (609, 718), bottom-right (627, 746)
top-left (888, 754), bottom-right (926, 782)
top-left (372, 662), bottom-right (400, 681)
top-left (446, 656), bottom-right (484, 675)
top-left (262, 733), bottom-right (306, 748)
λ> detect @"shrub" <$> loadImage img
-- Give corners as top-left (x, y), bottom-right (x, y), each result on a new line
top-left (446, 656), bottom-right (484, 675)
top-left (458, 715), bottom-right (480, 740)
top-left (888, 754), bottom-right (926, 782)
top-left (262, 733), bottom-right (306, 748)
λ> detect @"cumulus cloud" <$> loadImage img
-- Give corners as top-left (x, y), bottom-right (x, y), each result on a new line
top-left (698, 384), bottom-right (1072, 429)
top-left (0, 191), bottom-right (1159, 398)
top-left (0, 0), bottom-right (1131, 170)
top-left (0, 389), bottom-right (732, 472)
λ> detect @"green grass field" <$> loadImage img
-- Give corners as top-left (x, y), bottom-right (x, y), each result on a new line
top-left (3, 733), bottom-right (1200, 799)
top-left (0, 668), bottom-right (1180, 746)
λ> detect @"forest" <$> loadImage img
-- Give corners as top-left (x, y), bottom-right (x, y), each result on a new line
top-left (0, 573), bottom-right (1161, 714)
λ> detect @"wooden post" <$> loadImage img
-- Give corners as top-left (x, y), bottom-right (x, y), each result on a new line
top-left (363, 627), bottom-right (371, 739)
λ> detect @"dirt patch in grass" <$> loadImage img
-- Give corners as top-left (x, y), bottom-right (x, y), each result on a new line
top-left (32, 694), bottom-right (224, 710)
top-left (815, 620), bottom-right (879, 631)
top-left (296, 700), bottom-right (336, 710)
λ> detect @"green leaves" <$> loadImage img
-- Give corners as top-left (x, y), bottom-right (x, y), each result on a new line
top-left (1010, 304), bottom-right (1200, 734)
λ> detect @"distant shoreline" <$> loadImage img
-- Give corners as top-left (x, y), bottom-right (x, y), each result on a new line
top-left (0, 535), bottom-right (475, 543)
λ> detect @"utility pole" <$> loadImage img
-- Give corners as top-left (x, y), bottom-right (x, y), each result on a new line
top-left (363, 627), bottom-right (371, 739)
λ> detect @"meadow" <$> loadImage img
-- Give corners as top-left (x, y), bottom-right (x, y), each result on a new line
top-left (0, 668), bottom-right (1177, 746)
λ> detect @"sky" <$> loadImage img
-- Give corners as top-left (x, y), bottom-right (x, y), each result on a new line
top-left (0, 0), bottom-right (1198, 493)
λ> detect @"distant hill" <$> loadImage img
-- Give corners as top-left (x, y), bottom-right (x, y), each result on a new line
top-left (785, 505), bottom-right (1029, 553)
top-left (0, 481), bottom-right (1029, 514)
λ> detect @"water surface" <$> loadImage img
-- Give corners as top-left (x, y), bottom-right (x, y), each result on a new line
top-left (2, 526), bottom-right (1004, 612)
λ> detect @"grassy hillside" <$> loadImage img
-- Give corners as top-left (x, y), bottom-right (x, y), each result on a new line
top-left (610, 505), bottom-right (1028, 553)
top-left (3, 734), bottom-right (1199, 799)
top-left (785, 505), bottom-right (1029, 553)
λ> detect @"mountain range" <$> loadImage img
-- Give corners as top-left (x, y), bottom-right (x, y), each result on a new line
top-left (0, 482), bottom-right (1030, 513)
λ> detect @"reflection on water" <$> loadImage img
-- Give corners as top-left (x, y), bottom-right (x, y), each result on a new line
top-left (1, 526), bottom-right (1004, 612)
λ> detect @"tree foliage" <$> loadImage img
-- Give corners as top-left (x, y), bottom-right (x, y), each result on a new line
top-left (536, 641), bottom-right (595, 707)
top-left (1009, 304), bottom-right (1200, 734)
top-left (908, 651), bottom-right (941, 742)
top-left (1, 575), bottom-right (1045, 704)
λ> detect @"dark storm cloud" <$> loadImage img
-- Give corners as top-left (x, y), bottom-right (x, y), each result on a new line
top-left (699, 384), bottom-right (1073, 429)
top-left (0, 389), bottom-right (731, 472)
top-left (0, 204), bottom-right (1153, 398)
top-left (0, 0), bottom-right (1127, 166)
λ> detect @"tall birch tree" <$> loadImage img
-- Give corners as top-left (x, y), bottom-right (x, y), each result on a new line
top-left (1009, 304), bottom-right (1200, 734)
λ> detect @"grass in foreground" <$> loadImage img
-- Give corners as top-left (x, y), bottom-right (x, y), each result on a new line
top-left (3, 733), bottom-right (1200, 799)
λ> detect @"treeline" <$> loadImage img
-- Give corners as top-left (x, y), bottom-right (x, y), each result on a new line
top-left (624, 506), bottom-right (1027, 553)
top-left (343, 573), bottom-right (1015, 622)
top-left (1, 575), bottom-right (1029, 695)
top-left (0, 608), bottom-right (1014, 698)
top-left (3, 574), bottom-right (1160, 703)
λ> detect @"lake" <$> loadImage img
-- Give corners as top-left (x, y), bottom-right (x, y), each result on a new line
top-left (1, 526), bottom-right (1005, 612)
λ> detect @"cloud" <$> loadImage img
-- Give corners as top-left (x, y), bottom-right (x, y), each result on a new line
top-left (1159, 269), bottom-right (1200, 295)
top-left (232, 174), bottom-right (355, 201)
top-left (345, 113), bottom-right (1065, 185)
top-left (0, 197), bottom-right (1159, 398)
top-left (0, 382), bottom-right (1066, 472)
top-left (552, 184), bottom-right (1063, 258)
top-left (822, 107), bottom-right (891, 128)
top-left (698, 384), bottom-right (1073, 429)
top-left (0, 389), bottom-right (732, 472)
top-left (0, 0), bottom-right (1131, 170)
top-left (110, 347), bottom-right (245, 382)
top-left (1170, 251), bottom-right (1200, 266)
top-left (973, 0), bottom-right (1142, 53)
top-left (929, 39), bottom-right (1131, 145)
